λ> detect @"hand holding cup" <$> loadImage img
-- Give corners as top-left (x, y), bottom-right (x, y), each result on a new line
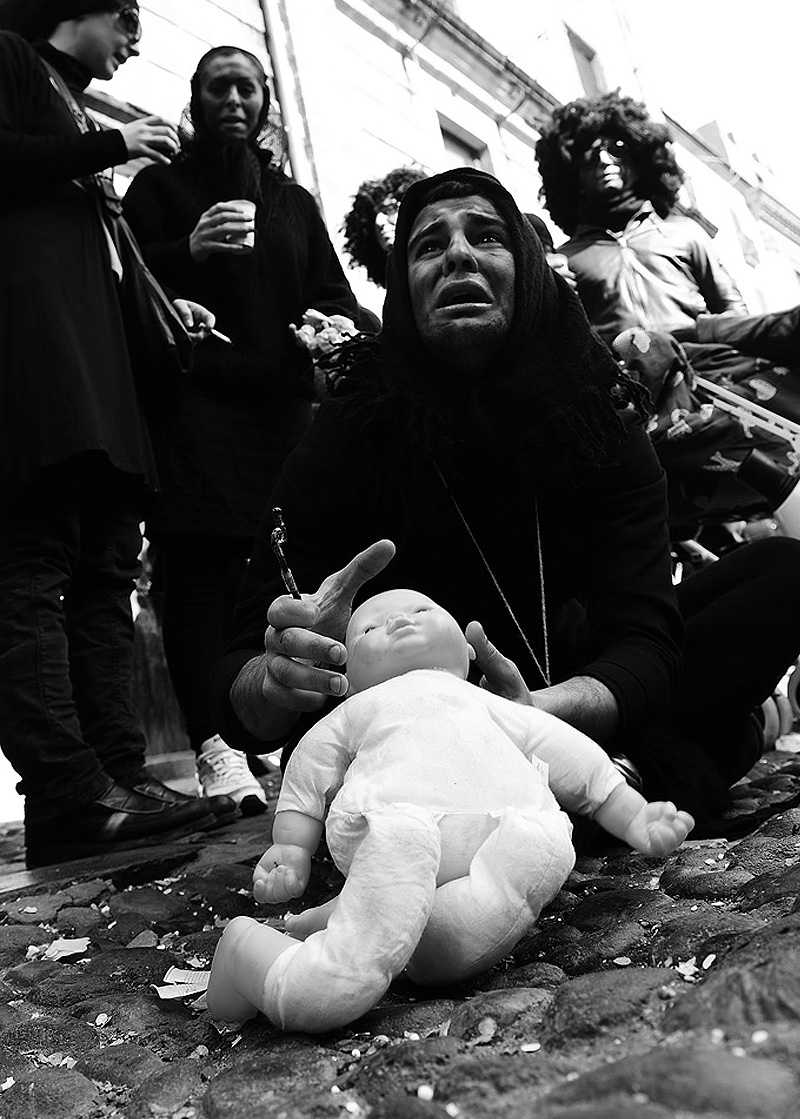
top-left (189, 199), bottom-right (257, 262)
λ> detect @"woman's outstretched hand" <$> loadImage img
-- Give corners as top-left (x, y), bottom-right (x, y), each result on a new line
top-left (230, 540), bottom-right (395, 738)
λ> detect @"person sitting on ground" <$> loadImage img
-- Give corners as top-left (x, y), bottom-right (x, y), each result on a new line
top-left (210, 166), bottom-right (800, 841)
top-left (206, 587), bottom-right (694, 1032)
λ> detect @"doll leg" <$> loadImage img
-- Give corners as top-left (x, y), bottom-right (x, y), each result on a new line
top-left (407, 807), bottom-right (574, 986)
top-left (207, 915), bottom-right (299, 1023)
top-left (285, 895), bottom-right (339, 939)
top-left (262, 804), bottom-right (441, 1033)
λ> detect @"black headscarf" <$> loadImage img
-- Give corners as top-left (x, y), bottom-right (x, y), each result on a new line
top-left (0, 0), bottom-right (135, 39)
top-left (177, 46), bottom-right (275, 207)
top-left (338, 167), bottom-right (647, 475)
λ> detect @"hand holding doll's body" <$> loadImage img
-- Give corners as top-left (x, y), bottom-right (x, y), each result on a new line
top-left (207, 589), bottom-right (693, 1032)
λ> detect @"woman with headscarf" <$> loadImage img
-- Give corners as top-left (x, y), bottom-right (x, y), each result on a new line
top-left (0, 0), bottom-right (218, 868)
top-left (122, 46), bottom-right (360, 814)
top-left (210, 167), bottom-right (800, 836)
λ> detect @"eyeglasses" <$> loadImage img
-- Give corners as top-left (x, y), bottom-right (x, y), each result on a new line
top-left (115, 5), bottom-right (142, 43)
top-left (579, 137), bottom-right (630, 163)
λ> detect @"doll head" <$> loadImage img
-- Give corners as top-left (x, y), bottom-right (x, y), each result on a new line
top-left (345, 589), bottom-right (475, 695)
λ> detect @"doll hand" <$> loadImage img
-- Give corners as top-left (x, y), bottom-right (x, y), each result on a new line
top-left (253, 844), bottom-right (311, 903)
top-left (625, 801), bottom-right (695, 856)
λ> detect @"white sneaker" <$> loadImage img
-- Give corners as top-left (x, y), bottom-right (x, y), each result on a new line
top-left (197, 735), bottom-right (268, 817)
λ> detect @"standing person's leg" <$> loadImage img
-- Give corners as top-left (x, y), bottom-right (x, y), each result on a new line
top-left (65, 469), bottom-right (210, 818)
top-left (66, 467), bottom-right (149, 782)
top-left (158, 533), bottom-right (266, 815)
top-left (0, 463), bottom-right (113, 813)
top-left (0, 458), bottom-right (213, 867)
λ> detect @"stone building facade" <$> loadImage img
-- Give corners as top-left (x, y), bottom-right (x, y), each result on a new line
top-left (91, 0), bottom-right (800, 319)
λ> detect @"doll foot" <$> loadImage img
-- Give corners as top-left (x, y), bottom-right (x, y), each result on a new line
top-left (285, 895), bottom-right (340, 940)
top-left (207, 915), bottom-right (294, 1023)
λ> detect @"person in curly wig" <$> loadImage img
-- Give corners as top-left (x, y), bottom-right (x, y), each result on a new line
top-left (535, 91), bottom-right (746, 343)
top-left (536, 92), bottom-right (800, 535)
top-left (535, 91), bottom-right (684, 238)
top-left (342, 166), bottom-right (428, 288)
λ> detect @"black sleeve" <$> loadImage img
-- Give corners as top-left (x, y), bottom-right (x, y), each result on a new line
top-left (0, 33), bottom-right (128, 196)
top-left (122, 165), bottom-right (196, 291)
top-left (210, 399), bottom-right (376, 749)
top-left (293, 186), bottom-right (360, 322)
top-left (575, 423), bottom-right (683, 730)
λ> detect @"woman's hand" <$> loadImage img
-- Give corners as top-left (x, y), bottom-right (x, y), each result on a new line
top-left (172, 299), bottom-right (215, 339)
top-left (290, 309), bottom-right (359, 360)
top-left (119, 116), bottom-right (179, 164)
top-left (189, 202), bottom-right (256, 262)
top-left (466, 621), bottom-right (533, 705)
top-left (230, 539), bottom-right (396, 738)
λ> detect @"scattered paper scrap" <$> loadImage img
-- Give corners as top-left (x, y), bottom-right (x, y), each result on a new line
top-left (43, 937), bottom-right (90, 961)
top-left (675, 957), bottom-right (701, 980)
top-left (154, 966), bottom-right (211, 1000)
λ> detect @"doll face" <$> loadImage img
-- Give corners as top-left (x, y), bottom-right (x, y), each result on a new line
top-left (346, 589), bottom-right (474, 694)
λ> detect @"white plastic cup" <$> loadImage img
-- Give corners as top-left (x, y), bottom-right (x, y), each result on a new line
top-left (226, 199), bottom-right (256, 251)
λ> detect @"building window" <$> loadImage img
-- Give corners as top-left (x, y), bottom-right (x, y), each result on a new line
top-left (439, 116), bottom-right (490, 171)
top-left (566, 27), bottom-right (606, 97)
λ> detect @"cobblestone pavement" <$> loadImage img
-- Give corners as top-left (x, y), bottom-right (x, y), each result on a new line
top-left (3, 749), bottom-right (800, 1119)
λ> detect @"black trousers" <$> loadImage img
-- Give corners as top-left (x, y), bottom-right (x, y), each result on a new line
top-left (153, 532), bottom-right (253, 753)
top-left (625, 536), bottom-right (800, 821)
top-left (0, 455), bottom-right (148, 811)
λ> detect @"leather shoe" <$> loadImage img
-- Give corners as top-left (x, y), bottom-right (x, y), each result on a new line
top-left (122, 770), bottom-right (238, 824)
top-left (25, 778), bottom-right (216, 868)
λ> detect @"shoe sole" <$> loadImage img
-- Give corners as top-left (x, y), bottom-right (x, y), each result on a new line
top-left (239, 793), bottom-right (268, 817)
top-left (25, 813), bottom-right (216, 869)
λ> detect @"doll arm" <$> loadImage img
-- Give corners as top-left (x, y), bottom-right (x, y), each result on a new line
top-left (253, 810), bottom-right (324, 904)
top-left (593, 783), bottom-right (694, 856)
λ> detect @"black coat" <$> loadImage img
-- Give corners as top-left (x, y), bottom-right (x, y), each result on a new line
top-left (212, 396), bottom-right (683, 754)
top-left (123, 156), bottom-right (359, 537)
top-left (0, 33), bottom-right (156, 502)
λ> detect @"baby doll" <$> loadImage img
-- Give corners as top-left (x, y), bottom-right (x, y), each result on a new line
top-left (207, 589), bottom-right (694, 1033)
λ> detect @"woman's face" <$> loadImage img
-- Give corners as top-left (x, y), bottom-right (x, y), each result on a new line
top-left (69, 7), bottom-right (141, 80)
top-left (196, 54), bottom-right (266, 142)
top-left (406, 193), bottom-right (516, 375)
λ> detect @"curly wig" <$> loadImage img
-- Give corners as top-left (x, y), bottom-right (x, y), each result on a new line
top-left (341, 165), bottom-right (428, 287)
top-left (535, 91), bottom-right (685, 236)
